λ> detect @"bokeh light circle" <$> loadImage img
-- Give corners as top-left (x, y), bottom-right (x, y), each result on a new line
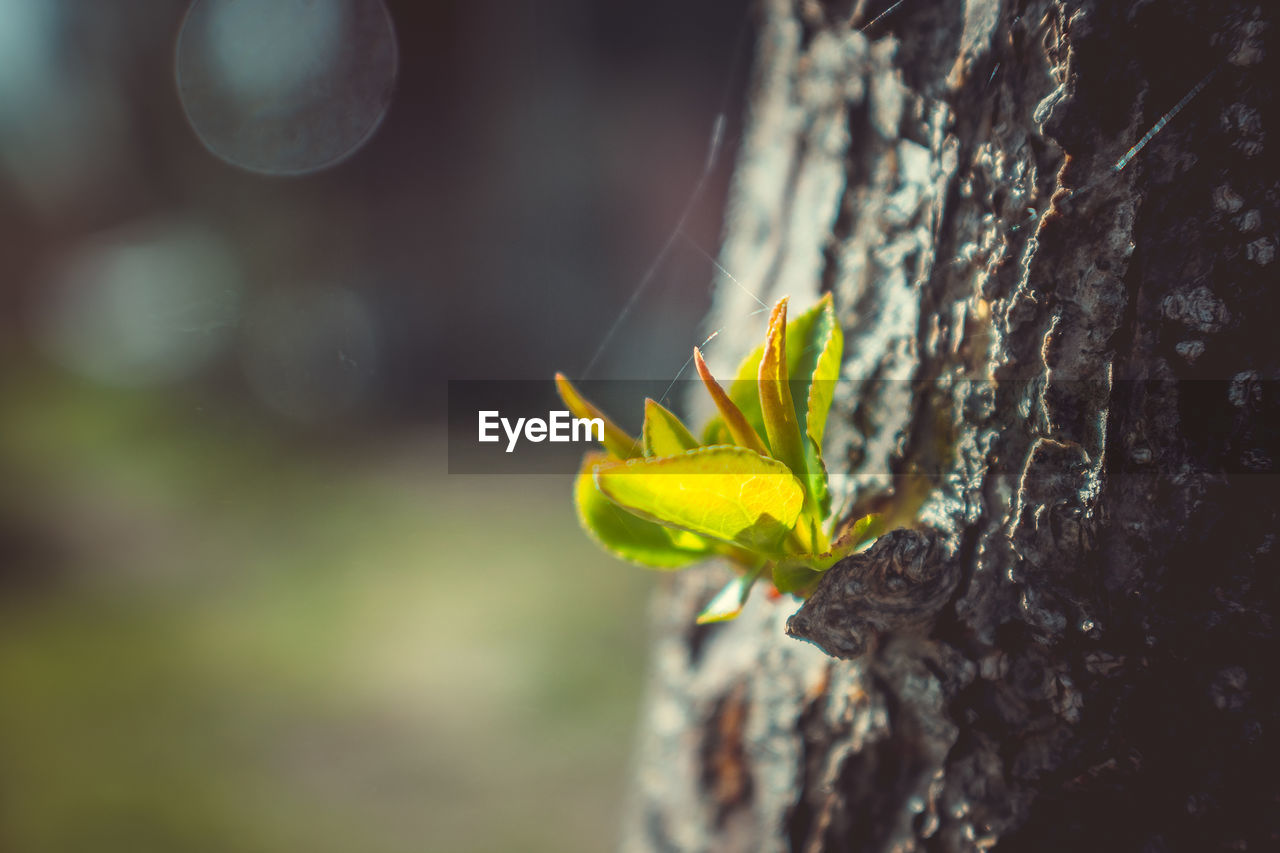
top-left (37, 220), bottom-right (243, 387)
top-left (175, 0), bottom-right (398, 176)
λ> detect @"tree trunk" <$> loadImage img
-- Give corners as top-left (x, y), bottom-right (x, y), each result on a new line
top-left (619, 1), bottom-right (1277, 850)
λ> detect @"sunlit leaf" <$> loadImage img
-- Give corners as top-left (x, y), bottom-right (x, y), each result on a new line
top-left (726, 293), bottom-right (842, 457)
top-left (593, 446), bottom-right (805, 555)
top-left (725, 349), bottom-right (767, 444)
top-left (695, 572), bottom-right (757, 624)
top-left (641, 399), bottom-right (700, 457)
top-left (772, 513), bottom-right (884, 594)
top-left (804, 433), bottom-right (831, 521)
top-left (700, 416), bottom-right (732, 447)
top-left (574, 452), bottom-right (712, 568)
top-left (758, 298), bottom-right (809, 486)
top-left (791, 292), bottom-right (842, 447)
top-left (772, 559), bottom-right (822, 597)
top-left (555, 373), bottom-right (640, 459)
top-left (693, 347), bottom-right (769, 456)
top-left (842, 512), bottom-right (885, 553)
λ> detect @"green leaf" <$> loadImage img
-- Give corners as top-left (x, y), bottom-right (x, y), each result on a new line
top-left (593, 446), bottom-right (805, 555)
top-left (574, 452), bottom-right (712, 568)
top-left (700, 416), bottom-right (732, 447)
top-left (693, 347), bottom-right (769, 456)
top-left (555, 373), bottom-right (640, 459)
top-left (772, 514), bottom-right (885, 594)
top-left (791, 292), bottom-right (842, 447)
top-left (696, 572), bottom-right (758, 624)
top-left (758, 298), bottom-right (809, 486)
top-left (725, 293), bottom-right (842, 458)
top-left (772, 559), bottom-right (822, 597)
top-left (843, 513), bottom-right (886, 552)
top-left (804, 434), bottom-right (831, 521)
top-left (725, 350), bottom-right (767, 445)
top-left (641, 399), bottom-right (700, 457)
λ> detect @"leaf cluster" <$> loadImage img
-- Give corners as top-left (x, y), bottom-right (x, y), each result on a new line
top-left (556, 295), bottom-right (881, 622)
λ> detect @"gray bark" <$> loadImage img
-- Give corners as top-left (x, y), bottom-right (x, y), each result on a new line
top-left (620, 1), bottom-right (1278, 850)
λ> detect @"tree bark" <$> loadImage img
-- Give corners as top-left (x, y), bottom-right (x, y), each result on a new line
top-left (620, 1), bottom-right (1278, 850)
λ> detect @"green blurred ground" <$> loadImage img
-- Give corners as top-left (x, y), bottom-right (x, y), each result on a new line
top-left (0, 370), bottom-right (652, 853)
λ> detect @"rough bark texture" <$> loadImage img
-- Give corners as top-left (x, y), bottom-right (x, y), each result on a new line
top-left (620, 1), bottom-right (1278, 850)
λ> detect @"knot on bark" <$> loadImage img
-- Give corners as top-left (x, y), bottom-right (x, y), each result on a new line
top-left (785, 528), bottom-right (959, 659)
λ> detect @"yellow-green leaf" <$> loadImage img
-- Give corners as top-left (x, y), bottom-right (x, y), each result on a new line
top-left (725, 349), bottom-right (767, 445)
top-left (694, 347), bottom-right (769, 456)
top-left (555, 373), bottom-right (639, 459)
top-left (843, 513), bottom-right (885, 553)
top-left (641, 398), bottom-right (700, 457)
top-left (772, 512), bottom-right (883, 595)
top-left (575, 452), bottom-right (712, 568)
top-left (792, 292), bottom-right (842, 447)
top-left (695, 573), bottom-right (758, 624)
top-left (804, 434), bottom-right (831, 521)
top-left (700, 416), bottom-right (732, 447)
top-left (758, 298), bottom-right (808, 484)
top-left (725, 293), bottom-right (842, 456)
top-left (772, 559), bottom-right (822, 596)
top-left (593, 446), bottom-right (805, 555)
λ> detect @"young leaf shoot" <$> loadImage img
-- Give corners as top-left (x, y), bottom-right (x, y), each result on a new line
top-left (557, 293), bottom-right (880, 623)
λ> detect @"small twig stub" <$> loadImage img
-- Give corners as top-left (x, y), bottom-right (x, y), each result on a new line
top-left (786, 527), bottom-right (958, 659)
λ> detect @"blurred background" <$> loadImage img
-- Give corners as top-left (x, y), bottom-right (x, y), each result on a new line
top-left (0, 1), bottom-right (750, 850)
